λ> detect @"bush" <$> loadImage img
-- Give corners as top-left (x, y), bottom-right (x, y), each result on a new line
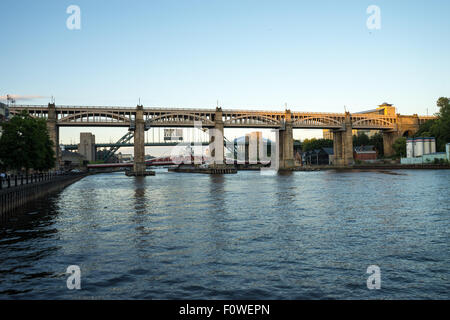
top-left (393, 137), bottom-right (407, 158)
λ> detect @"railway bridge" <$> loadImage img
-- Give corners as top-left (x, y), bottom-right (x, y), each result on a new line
top-left (9, 104), bottom-right (434, 174)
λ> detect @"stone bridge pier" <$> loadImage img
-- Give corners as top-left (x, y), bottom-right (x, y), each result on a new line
top-left (382, 131), bottom-right (399, 157)
top-left (333, 112), bottom-right (354, 166)
top-left (278, 110), bottom-right (295, 170)
top-left (132, 105), bottom-right (147, 175)
top-left (209, 107), bottom-right (225, 167)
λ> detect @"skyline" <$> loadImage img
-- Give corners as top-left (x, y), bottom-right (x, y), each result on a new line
top-left (1, 0), bottom-right (449, 143)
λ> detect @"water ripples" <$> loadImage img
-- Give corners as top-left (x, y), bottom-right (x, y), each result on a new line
top-left (0, 169), bottom-right (449, 299)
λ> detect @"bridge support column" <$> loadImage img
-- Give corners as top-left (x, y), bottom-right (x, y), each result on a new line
top-left (333, 131), bottom-right (343, 164)
top-left (278, 110), bottom-right (295, 170)
top-left (47, 103), bottom-right (60, 169)
top-left (383, 131), bottom-right (398, 157)
top-left (133, 105), bottom-right (147, 175)
top-left (78, 132), bottom-right (96, 162)
top-left (209, 107), bottom-right (225, 167)
top-left (333, 112), bottom-right (354, 166)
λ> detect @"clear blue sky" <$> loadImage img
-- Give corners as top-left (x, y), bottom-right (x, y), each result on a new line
top-left (1, 0), bottom-right (449, 145)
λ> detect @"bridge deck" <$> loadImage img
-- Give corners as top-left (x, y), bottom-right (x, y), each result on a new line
top-left (9, 105), bottom-right (435, 130)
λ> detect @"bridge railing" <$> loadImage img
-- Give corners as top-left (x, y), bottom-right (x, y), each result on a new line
top-left (12, 105), bottom-right (361, 116)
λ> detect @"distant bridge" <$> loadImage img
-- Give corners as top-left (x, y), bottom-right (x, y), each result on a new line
top-left (63, 141), bottom-right (211, 151)
top-left (86, 156), bottom-right (267, 169)
top-left (87, 156), bottom-right (188, 168)
top-left (9, 104), bottom-right (436, 171)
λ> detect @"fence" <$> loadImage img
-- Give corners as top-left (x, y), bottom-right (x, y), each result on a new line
top-left (0, 172), bottom-right (87, 220)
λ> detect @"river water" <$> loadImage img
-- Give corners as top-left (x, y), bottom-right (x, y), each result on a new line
top-left (0, 169), bottom-right (448, 299)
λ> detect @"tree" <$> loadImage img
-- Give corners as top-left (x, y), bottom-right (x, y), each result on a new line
top-left (393, 137), bottom-right (406, 158)
top-left (415, 97), bottom-right (450, 152)
top-left (353, 132), bottom-right (370, 146)
top-left (368, 132), bottom-right (384, 157)
top-left (434, 97), bottom-right (450, 151)
top-left (353, 132), bottom-right (384, 157)
top-left (0, 111), bottom-right (55, 172)
top-left (302, 138), bottom-right (333, 152)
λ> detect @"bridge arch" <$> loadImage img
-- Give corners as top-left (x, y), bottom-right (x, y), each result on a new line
top-left (351, 117), bottom-right (396, 128)
top-left (402, 130), bottom-right (415, 137)
top-left (293, 116), bottom-right (342, 127)
top-left (146, 112), bottom-right (215, 126)
top-left (59, 111), bottom-right (130, 124)
top-left (224, 114), bottom-right (280, 126)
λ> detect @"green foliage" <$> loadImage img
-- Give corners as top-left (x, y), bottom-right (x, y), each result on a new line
top-left (433, 158), bottom-right (449, 165)
top-left (415, 97), bottom-right (450, 152)
top-left (353, 132), bottom-right (370, 146)
top-left (369, 132), bottom-right (384, 157)
top-left (393, 137), bottom-right (407, 158)
top-left (0, 111), bottom-right (55, 171)
top-left (353, 132), bottom-right (384, 157)
top-left (302, 138), bottom-right (333, 152)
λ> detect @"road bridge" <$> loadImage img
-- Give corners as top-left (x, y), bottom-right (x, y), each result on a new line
top-left (10, 104), bottom-right (435, 174)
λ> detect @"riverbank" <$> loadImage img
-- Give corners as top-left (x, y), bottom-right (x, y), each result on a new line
top-left (0, 173), bottom-right (88, 221)
top-left (235, 163), bottom-right (450, 171)
top-left (293, 163), bottom-right (450, 171)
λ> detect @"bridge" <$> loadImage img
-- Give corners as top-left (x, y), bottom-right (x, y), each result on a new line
top-left (63, 141), bottom-right (211, 151)
top-left (85, 156), bottom-right (263, 169)
top-left (87, 156), bottom-right (196, 169)
top-left (10, 104), bottom-right (435, 174)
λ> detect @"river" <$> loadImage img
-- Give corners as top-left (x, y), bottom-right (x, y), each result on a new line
top-left (0, 169), bottom-right (448, 299)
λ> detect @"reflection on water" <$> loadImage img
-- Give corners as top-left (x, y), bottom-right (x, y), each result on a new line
top-left (0, 169), bottom-right (449, 299)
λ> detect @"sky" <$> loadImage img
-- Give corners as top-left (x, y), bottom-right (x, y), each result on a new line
top-left (1, 0), bottom-right (449, 150)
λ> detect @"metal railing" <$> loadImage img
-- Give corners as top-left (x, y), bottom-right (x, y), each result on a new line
top-left (0, 171), bottom-right (83, 190)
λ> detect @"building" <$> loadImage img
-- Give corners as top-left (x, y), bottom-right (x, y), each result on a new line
top-left (118, 153), bottom-right (133, 163)
top-left (302, 147), bottom-right (334, 165)
top-left (61, 150), bottom-right (86, 167)
top-left (0, 102), bottom-right (9, 122)
top-left (376, 103), bottom-right (397, 116)
top-left (0, 102), bottom-right (9, 137)
top-left (323, 128), bottom-right (360, 140)
top-left (447, 143), bottom-right (450, 162)
top-left (353, 145), bottom-right (378, 162)
top-left (322, 129), bottom-right (333, 140)
top-left (78, 132), bottom-right (96, 162)
top-left (233, 132), bottom-right (271, 163)
top-left (401, 138), bottom-right (448, 164)
top-left (356, 102), bottom-right (397, 116)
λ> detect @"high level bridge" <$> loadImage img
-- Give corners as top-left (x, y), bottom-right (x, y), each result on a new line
top-left (9, 104), bottom-right (435, 173)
